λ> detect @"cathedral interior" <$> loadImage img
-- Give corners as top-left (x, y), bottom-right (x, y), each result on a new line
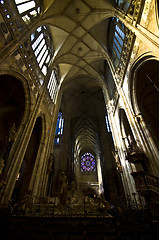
top-left (0, 0), bottom-right (159, 239)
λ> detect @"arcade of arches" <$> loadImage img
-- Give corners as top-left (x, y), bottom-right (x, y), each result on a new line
top-left (0, 0), bottom-right (159, 239)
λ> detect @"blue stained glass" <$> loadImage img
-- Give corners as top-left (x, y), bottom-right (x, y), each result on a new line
top-left (114, 38), bottom-right (121, 52)
top-left (115, 32), bottom-right (123, 46)
top-left (54, 112), bottom-right (64, 145)
top-left (81, 153), bottom-right (96, 172)
top-left (115, 25), bottom-right (125, 39)
top-left (55, 112), bottom-right (64, 135)
top-left (113, 43), bottom-right (120, 59)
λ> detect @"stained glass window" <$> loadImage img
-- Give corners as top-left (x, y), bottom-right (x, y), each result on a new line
top-left (54, 112), bottom-right (64, 145)
top-left (81, 153), bottom-right (96, 172)
top-left (112, 18), bottom-right (125, 60)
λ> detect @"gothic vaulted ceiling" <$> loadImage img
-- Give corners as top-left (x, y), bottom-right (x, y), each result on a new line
top-left (41, 0), bottom-right (114, 154)
top-left (41, 0), bottom-right (115, 84)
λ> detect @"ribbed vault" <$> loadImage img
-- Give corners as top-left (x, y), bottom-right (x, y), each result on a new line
top-left (41, 0), bottom-right (115, 84)
top-left (42, 0), bottom-right (111, 180)
top-left (74, 117), bottom-right (97, 157)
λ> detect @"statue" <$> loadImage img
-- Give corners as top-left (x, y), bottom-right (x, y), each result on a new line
top-left (58, 172), bottom-right (68, 206)
top-left (125, 141), bottom-right (145, 163)
top-left (67, 181), bottom-right (76, 204)
top-left (98, 194), bottom-right (111, 213)
top-left (3, 123), bottom-right (16, 160)
top-left (47, 153), bottom-right (53, 173)
top-left (8, 123), bottom-right (16, 142)
top-left (112, 151), bottom-right (122, 172)
top-left (0, 123), bottom-right (17, 179)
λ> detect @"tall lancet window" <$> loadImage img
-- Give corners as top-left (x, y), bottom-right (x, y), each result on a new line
top-left (47, 69), bottom-right (58, 103)
top-left (81, 153), bottom-right (96, 172)
top-left (31, 26), bottom-right (53, 81)
top-left (14, 0), bottom-right (40, 24)
top-left (109, 18), bottom-right (126, 67)
top-left (54, 112), bottom-right (64, 145)
top-left (105, 114), bottom-right (112, 133)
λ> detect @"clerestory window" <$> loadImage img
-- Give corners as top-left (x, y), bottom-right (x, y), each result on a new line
top-left (114, 0), bottom-right (130, 13)
top-left (109, 18), bottom-right (125, 67)
top-left (112, 18), bottom-right (125, 61)
top-left (47, 69), bottom-right (58, 103)
top-left (14, 0), bottom-right (40, 24)
top-left (31, 26), bottom-right (53, 80)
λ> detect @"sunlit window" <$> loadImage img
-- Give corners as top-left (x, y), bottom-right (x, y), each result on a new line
top-left (81, 153), bottom-right (96, 172)
top-left (114, 0), bottom-right (130, 13)
top-left (105, 113), bottom-right (114, 142)
top-left (54, 112), bottom-right (64, 145)
top-left (112, 18), bottom-right (125, 61)
top-left (14, 0), bottom-right (40, 24)
top-left (31, 26), bottom-right (53, 80)
top-left (47, 69), bottom-right (58, 103)
top-left (109, 17), bottom-right (126, 67)
top-left (105, 114), bottom-right (111, 132)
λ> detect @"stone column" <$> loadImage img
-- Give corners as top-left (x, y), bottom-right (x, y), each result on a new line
top-left (59, 112), bottom-right (71, 172)
top-left (38, 87), bottom-right (62, 198)
top-left (0, 67), bottom-right (53, 205)
top-left (0, 101), bottom-right (39, 205)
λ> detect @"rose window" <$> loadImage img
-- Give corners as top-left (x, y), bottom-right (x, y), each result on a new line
top-left (81, 153), bottom-right (96, 172)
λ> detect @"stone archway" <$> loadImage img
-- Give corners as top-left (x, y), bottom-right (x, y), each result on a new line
top-left (0, 74), bottom-right (25, 175)
top-left (135, 59), bottom-right (159, 148)
top-left (130, 58), bottom-right (159, 154)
